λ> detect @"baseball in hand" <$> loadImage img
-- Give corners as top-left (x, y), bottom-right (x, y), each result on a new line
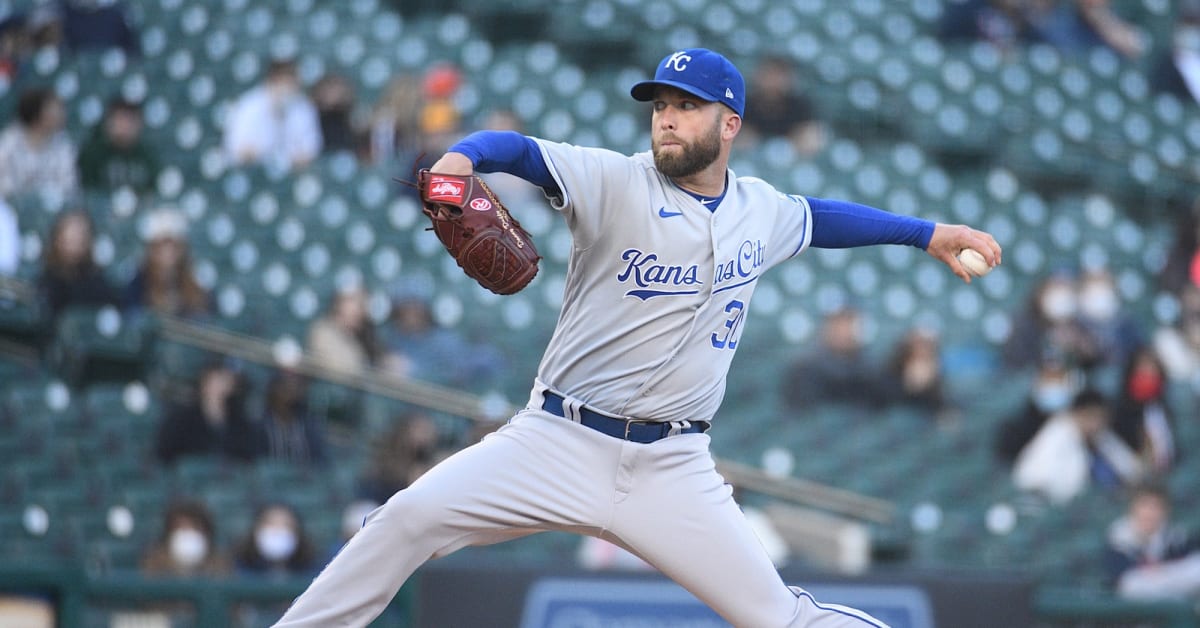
top-left (958, 248), bottom-right (992, 277)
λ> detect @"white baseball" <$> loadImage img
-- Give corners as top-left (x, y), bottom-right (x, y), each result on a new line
top-left (958, 248), bottom-right (992, 277)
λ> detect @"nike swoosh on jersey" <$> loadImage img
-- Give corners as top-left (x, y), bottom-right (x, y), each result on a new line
top-left (658, 207), bottom-right (684, 218)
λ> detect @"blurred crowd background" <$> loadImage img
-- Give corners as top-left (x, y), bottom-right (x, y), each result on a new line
top-left (0, 0), bottom-right (1199, 625)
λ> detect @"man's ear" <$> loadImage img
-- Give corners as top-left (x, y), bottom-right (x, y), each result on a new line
top-left (723, 112), bottom-right (742, 141)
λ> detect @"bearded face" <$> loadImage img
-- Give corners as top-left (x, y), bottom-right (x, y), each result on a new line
top-left (652, 110), bottom-right (723, 178)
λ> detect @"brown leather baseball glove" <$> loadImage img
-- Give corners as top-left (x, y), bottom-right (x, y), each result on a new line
top-left (417, 169), bottom-right (541, 295)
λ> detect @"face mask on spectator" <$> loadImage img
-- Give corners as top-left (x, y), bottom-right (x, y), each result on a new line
top-left (1033, 382), bottom-right (1072, 413)
top-left (1039, 286), bottom-right (1076, 322)
top-left (169, 528), bottom-right (208, 568)
top-left (1079, 283), bottom-right (1118, 320)
top-left (256, 525), bottom-right (298, 562)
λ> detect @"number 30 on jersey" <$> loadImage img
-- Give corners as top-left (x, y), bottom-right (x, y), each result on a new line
top-left (710, 299), bottom-right (746, 350)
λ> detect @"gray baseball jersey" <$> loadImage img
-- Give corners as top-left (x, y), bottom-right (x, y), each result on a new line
top-left (532, 140), bottom-right (812, 424)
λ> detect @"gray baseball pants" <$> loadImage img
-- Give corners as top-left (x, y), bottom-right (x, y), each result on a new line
top-left (273, 410), bottom-right (888, 627)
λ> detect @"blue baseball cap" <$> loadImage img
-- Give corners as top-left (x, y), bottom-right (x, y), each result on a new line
top-left (631, 48), bottom-right (745, 116)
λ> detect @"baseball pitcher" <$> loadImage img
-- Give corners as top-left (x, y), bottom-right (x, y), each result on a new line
top-left (274, 48), bottom-right (1002, 627)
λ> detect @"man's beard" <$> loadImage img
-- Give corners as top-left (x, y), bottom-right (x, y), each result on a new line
top-left (652, 121), bottom-right (721, 178)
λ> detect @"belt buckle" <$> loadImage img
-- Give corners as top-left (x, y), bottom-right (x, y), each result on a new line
top-left (623, 419), bottom-right (651, 441)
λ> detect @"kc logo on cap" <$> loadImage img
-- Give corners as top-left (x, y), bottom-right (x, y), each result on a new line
top-left (630, 48), bottom-right (746, 117)
top-left (665, 51), bottom-right (691, 72)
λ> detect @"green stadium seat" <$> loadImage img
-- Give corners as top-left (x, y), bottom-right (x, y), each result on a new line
top-left (169, 456), bottom-right (231, 492)
top-left (48, 307), bottom-right (152, 386)
top-left (297, 242), bottom-right (333, 280)
top-left (86, 536), bottom-right (144, 571)
top-left (0, 505), bottom-right (84, 565)
top-left (108, 473), bottom-right (170, 518)
top-left (367, 245), bottom-right (403, 284)
top-left (286, 285), bottom-right (322, 324)
top-left (255, 261), bottom-right (295, 302)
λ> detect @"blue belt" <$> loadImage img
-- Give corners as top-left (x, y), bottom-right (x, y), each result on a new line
top-left (540, 392), bottom-right (709, 444)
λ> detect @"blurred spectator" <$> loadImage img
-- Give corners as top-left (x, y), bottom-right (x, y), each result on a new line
top-left (124, 209), bottom-right (210, 319)
top-left (77, 97), bottom-right (159, 194)
top-left (258, 370), bottom-right (327, 466)
top-left (1113, 347), bottom-right (1177, 476)
top-left (1062, 0), bottom-right (1145, 59)
top-left (234, 503), bottom-right (318, 577)
top-left (782, 307), bottom-right (886, 408)
top-left (154, 362), bottom-right (261, 465)
top-left (25, 6), bottom-right (62, 50)
top-left (418, 63), bottom-right (463, 157)
top-left (223, 58), bottom-right (321, 172)
top-left (307, 285), bottom-right (378, 373)
top-left (380, 291), bottom-right (502, 389)
top-left (140, 499), bottom-right (232, 577)
top-left (1076, 267), bottom-right (1143, 370)
top-left (1104, 484), bottom-right (1200, 600)
top-left (58, 0), bottom-right (140, 56)
top-left (366, 74), bottom-right (422, 165)
top-left (357, 411), bottom-right (442, 504)
top-left (131, 499), bottom-right (233, 625)
top-left (1003, 272), bottom-right (1101, 370)
top-left (0, 14), bottom-right (30, 85)
top-left (1151, 4), bottom-right (1200, 105)
top-left (741, 55), bottom-right (824, 156)
top-left (883, 328), bottom-right (952, 419)
top-left (36, 210), bottom-right (118, 322)
top-left (1023, 1), bottom-right (1101, 54)
top-left (310, 72), bottom-right (360, 156)
top-left (939, 0), bottom-right (1144, 59)
top-left (1161, 198), bottom-right (1199, 295)
top-left (1013, 388), bottom-right (1143, 504)
top-left (994, 355), bottom-right (1081, 465)
top-left (938, 0), bottom-right (1034, 52)
top-left (0, 87), bottom-right (78, 203)
top-left (1154, 285), bottom-right (1200, 390)
top-left (0, 199), bottom-right (16, 275)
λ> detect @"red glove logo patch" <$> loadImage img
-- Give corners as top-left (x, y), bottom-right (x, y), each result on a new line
top-left (427, 177), bottom-right (466, 203)
top-left (417, 168), bottom-right (541, 295)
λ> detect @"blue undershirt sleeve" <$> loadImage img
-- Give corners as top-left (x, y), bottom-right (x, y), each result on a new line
top-left (806, 197), bottom-right (935, 250)
top-left (447, 131), bottom-right (558, 191)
